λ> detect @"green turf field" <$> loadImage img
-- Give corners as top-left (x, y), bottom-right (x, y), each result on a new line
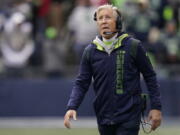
top-left (0, 127), bottom-right (179, 135)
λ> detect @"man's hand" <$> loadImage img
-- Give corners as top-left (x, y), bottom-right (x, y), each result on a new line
top-left (148, 109), bottom-right (162, 131)
top-left (64, 110), bottom-right (77, 129)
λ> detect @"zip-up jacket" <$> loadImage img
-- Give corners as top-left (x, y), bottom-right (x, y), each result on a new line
top-left (67, 33), bottom-right (162, 125)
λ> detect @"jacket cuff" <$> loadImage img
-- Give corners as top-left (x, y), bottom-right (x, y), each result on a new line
top-left (66, 106), bottom-right (78, 111)
top-left (151, 104), bottom-right (162, 111)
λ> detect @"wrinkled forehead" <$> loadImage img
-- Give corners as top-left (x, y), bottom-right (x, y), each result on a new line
top-left (96, 7), bottom-right (117, 19)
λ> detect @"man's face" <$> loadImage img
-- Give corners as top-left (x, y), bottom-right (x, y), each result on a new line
top-left (96, 8), bottom-right (117, 39)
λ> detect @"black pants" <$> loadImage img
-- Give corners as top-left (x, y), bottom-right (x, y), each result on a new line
top-left (98, 119), bottom-right (140, 135)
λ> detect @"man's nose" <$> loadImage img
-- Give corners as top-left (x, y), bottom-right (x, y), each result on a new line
top-left (101, 18), bottom-right (107, 23)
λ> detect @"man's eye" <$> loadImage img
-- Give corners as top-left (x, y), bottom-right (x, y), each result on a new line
top-left (106, 16), bottom-right (111, 19)
top-left (98, 16), bottom-right (103, 20)
top-left (98, 16), bottom-right (112, 21)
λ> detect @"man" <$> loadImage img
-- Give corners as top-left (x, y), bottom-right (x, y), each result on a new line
top-left (64, 4), bottom-right (162, 135)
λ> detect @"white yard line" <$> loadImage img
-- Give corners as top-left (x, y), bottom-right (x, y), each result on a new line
top-left (0, 117), bottom-right (97, 128)
top-left (0, 117), bottom-right (179, 128)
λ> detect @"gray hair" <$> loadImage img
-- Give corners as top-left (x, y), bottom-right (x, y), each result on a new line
top-left (95, 4), bottom-right (119, 19)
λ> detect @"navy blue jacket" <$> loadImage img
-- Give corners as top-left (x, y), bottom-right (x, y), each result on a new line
top-left (67, 33), bottom-right (161, 125)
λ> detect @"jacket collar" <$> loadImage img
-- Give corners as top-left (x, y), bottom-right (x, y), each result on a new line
top-left (92, 32), bottom-right (129, 51)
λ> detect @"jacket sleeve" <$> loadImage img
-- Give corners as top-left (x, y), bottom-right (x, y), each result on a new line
top-left (136, 43), bottom-right (162, 111)
top-left (67, 46), bottom-right (92, 110)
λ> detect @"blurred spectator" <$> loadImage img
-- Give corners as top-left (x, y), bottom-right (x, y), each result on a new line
top-left (33, 0), bottom-right (51, 36)
top-left (30, 0), bottom-right (67, 68)
top-left (150, 0), bottom-right (166, 28)
top-left (0, 11), bottom-right (34, 78)
top-left (145, 27), bottom-right (166, 65)
top-left (46, 0), bottom-right (65, 33)
top-left (28, 0), bottom-right (52, 67)
top-left (159, 0), bottom-right (180, 31)
top-left (67, 0), bottom-right (98, 63)
top-left (42, 26), bottom-right (70, 78)
top-left (127, 0), bottom-right (159, 42)
top-left (159, 20), bottom-right (180, 64)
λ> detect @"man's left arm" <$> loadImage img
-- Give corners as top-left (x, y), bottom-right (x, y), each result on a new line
top-left (136, 43), bottom-right (162, 130)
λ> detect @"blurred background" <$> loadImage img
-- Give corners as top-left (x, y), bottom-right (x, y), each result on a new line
top-left (0, 0), bottom-right (180, 134)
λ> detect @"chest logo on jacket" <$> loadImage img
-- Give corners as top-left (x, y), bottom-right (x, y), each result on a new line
top-left (116, 50), bottom-right (125, 94)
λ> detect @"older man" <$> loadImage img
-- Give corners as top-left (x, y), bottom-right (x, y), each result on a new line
top-left (64, 4), bottom-right (162, 135)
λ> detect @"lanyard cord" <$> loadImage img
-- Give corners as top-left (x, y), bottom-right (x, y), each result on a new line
top-left (141, 113), bottom-right (152, 134)
top-left (141, 94), bottom-right (152, 134)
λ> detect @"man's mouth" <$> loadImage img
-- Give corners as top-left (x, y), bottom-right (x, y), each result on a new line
top-left (102, 26), bottom-right (109, 29)
top-left (102, 27), bottom-right (110, 31)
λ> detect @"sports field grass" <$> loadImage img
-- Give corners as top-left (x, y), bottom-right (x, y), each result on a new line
top-left (0, 117), bottom-right (179, 135)
top-left (0, 127), bottom-right (179, 135)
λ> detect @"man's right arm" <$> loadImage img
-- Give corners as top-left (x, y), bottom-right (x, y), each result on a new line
top-left (64, 46), bottom-right (92, 128)
top-left (67, 46), bottom-right (92, 110)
